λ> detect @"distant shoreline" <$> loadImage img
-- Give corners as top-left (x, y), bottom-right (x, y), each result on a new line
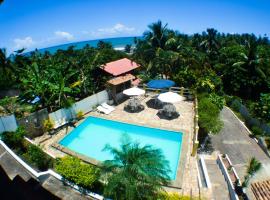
top-left (24, 36), bottom-right (141, 55)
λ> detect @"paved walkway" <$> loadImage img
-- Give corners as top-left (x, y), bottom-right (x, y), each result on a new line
top-left (204, 158), bottom-right (230, 200)
top-left (210, 107), bottom-right (270, 181)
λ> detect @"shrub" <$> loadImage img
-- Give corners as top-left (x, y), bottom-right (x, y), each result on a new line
top-left (231, 99), bottom-right (242, 112)
top-left (198, 97), bottom-right (223, 134)
top-left (265, 137), bottom-right (270, 150)
top-left (23, 144), bottom-right (53, 170)
top-left (251, 126), bottom-right (264, 137)
top-left (157, 191), bottom-right (201, 200)
top-left (1, 126), bottom-right (26, 149)
top-left (209, 93), bottom-right (225, 110)
top-left (76, 110), bottom-right (84, 120)
top-left (43, 118), bottom-right (54, 132)
top-left (55, 156), bottom-right (100, 189)
top-left (254, 93), bottom-right (270, 121)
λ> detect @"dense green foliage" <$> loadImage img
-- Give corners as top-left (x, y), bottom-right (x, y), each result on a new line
top-left (198, 95), bottom-right (223, 134)
top-left (55, 156), bottom-right (100, 189)
top-left (208, 93), bottom-right (225, 110)
top-left (0, 42), bottom-right (126, 111)
top-left (1, 127), bottom-right (53, 170)
top-left (133, 21), bottom-right (270, 101)
top-left (1, 126), bottom-right (26, 149)
top-left (102, 140), bottom-right (171, 200)
top-left (23, 144), bottom-right (53, 170)
top-left (254, 93), bottom-right (270, 121)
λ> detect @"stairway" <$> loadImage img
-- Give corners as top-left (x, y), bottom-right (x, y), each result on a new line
top-left (204, 158), bottom-right (230, 200)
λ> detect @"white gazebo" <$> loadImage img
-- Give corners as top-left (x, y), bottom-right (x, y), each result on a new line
top-left (123, 87), bottom-right (145, 96)
top-left (158, 92), bottom-right (184, 103)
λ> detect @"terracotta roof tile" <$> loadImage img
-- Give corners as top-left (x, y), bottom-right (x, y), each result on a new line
top-left (102, 58), bottom-right (139, 76)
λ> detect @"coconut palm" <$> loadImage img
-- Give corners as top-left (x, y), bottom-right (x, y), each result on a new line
top-left (200, 28), bottom-right (220, 55)
top-left (232, 38), bottom-right (267, 98)
top-left (242, 157), bottom-right (262, 188)
top-left (0, 48), bottom-right (15, 88)
top-left (102, 140), bottom-right (171, 200)
top-left (144, 20), bottom-right (169, 49)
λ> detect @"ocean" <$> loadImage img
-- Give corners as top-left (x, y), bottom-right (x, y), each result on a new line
top-left (32, 36), bottom-right (140, 55)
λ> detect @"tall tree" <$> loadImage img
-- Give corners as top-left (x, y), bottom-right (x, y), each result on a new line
top-left (144, 20), bottom-right (169, 50)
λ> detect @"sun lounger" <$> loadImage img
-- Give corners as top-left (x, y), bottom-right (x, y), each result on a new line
top-left (101, 102), bottom-right (115, 112)
top-left (97, 106), bottom-right (111, 115)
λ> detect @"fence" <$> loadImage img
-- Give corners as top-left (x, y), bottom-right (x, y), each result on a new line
top-left (0, 114), bottom-right (18, 134)
top-left (17, 108), bottom-right (49, 138)
top-left (229, 99), bottom-right (270, 135)
top-left (49, 90), bottom-right (108, 128)
top-left (192, 96), bottom-right (199, 156)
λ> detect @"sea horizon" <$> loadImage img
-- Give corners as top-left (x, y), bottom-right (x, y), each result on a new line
top-left (24, 36), bottom-right (141, 55)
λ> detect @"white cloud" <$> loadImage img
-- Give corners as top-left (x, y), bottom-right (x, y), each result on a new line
top-left (93, 23), bottom-right (136, 37)
top-left (54, 31), bottom-right (74, 41)
top-left (13, 36), bottom-right (35, 49)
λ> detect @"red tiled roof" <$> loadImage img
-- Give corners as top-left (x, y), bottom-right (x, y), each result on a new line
top-left (102, 58), bottom-right (139, 76)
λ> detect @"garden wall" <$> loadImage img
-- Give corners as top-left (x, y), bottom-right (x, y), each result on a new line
top-left (49, 90), bottom-right (108, 128)
top-left (0, 114), bottom-right (17, 134)
top-left (17, 108), bottom-right (49, 138)
top-left (230, 99), bottom-right (270, 135)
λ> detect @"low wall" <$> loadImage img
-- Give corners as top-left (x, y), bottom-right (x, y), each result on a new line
top-left (49, 90), bottom-right (108, 128)
top-left (17, 108), bottom-right (49, 138)
top-left (217, 154), bottom-right (239, 200)
top-left (0, 114), bottom-right (18, 134)
top-left (199, 156), bottom-right (211, 188)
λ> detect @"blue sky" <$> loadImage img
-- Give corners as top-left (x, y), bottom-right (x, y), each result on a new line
top-left (0, 0), bottom-right (270, 53)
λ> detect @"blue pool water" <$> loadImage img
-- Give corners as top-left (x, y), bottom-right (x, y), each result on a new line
top-left (59, 117), bottom-right (183, 180)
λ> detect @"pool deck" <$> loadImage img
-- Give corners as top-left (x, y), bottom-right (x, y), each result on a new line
top-left (33, 94), bottom-right (199, 196)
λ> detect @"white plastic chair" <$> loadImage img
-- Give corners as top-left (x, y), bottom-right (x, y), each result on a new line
top-left (97, 106), bottom-right (111, 115)
top-left (101, 102), bottom-right (115, 112)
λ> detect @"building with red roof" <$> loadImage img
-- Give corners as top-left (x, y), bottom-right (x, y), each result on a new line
top-left (102, 58), bottom-right (139, 76)
top-left (101, 58), bottom-right (140, 104)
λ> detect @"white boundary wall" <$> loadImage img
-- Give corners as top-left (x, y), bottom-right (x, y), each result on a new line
top-left (0, 140), bottom-right (104, 200)
top-left (49, 90), bottom-right (108, 128)
top-left (0, 114), bottom-right (18, 133)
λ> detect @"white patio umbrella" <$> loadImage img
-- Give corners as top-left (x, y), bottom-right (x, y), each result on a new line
top-left (123, 87), bottom-right (145, 96)
top-left (158, 92), bottom-right (184, 103)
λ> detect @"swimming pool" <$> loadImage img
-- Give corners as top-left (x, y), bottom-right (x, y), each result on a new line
top-left (59, 116), bottom-right (183, 180)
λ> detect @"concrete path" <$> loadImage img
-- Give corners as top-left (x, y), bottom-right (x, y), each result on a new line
top-left (205, 158), bottom-right (230, 200)
top-left (210, 107), bottom-right (270, 181)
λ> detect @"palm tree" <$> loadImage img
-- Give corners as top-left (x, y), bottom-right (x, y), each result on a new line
top-left (144, 20), bottom-right (169, 49)
top-left (232, 38), bottom-right (267, 98)
top-left (102, 140), bottom-right (171, 200)
top-left (0, 48), bottom-right (15, 88)
top-left (200, 28), bottom-right (220, 55)
top-left (242, 157), bottom-right (262, 188)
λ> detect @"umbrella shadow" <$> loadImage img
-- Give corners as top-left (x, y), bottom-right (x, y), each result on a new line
top-left (124, 105), bottom-right (145, 113)
top-left (146, 98), bottom-right (163, 109)
top-left (156, 111), bottom-right (180, 120)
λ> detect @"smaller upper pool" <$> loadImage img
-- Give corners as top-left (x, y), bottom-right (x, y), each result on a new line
top-left (59, 116), bottom-right (183, 180)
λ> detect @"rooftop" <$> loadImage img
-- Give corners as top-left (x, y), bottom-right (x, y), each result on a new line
top-left (101, 58), bottom-right (139, 76)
